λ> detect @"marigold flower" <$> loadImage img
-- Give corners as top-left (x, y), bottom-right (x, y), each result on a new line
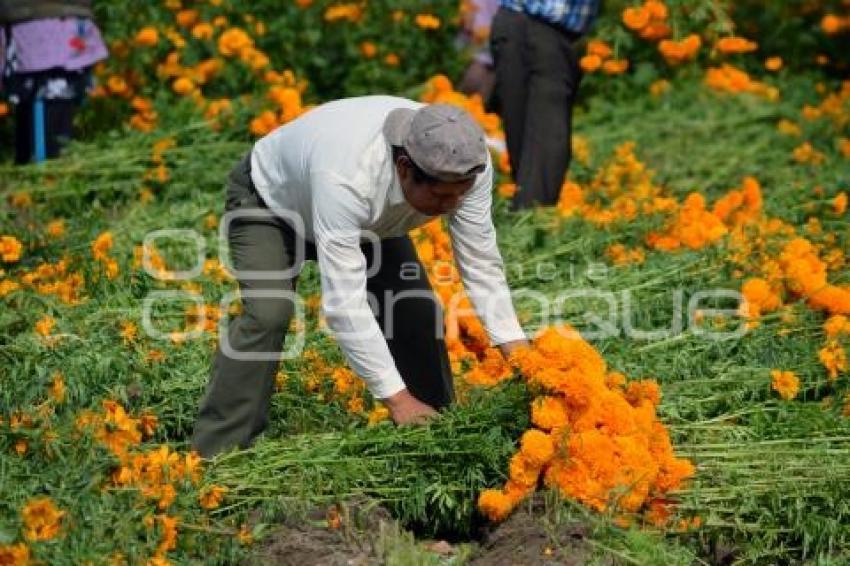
top-left (35, 315), bottom-right (55, 337)
top-left (821, 14), bottom-right (845, 35)
top-left (415, 13), bottom-right (441, 30)
top-left (192, 22), bottom-right (214, 40)
top-left (134, 27), bottom-right (159, 47)
top-left (580, 54), bottom-right (602, 73)
top-left (217, 27), bottom-right (253, 57)
top-left (602, 58), bottom-right (629, 75)
top-left (175, 9), bottom-right (198, 28)
top-left (1, 235), bottom-right (23, 263)
top-left (622, 6), bottom-right (650, 30)
top-left (477, 489), bottom-right (513, 522)
top-left (172, 76), bottom-right (195, 96)
top-left (199, 485), bottom-right (228, 509)
top-left (519, 429), bottom-right (555, 467)
top-left (833, 192), bottom-right (847, 215)
top-left (384, 53), bottom-right (400, 66)
top-left (770, 369), bottom-right (800, 400)
top-left (0, 543), bottom-right (30, 564)
top-left (764, 56), bottom-right (783, 72)
top-left (715, 36), bottom-right (758, 55)
top-left (22, 497), bottom-right (64, 541)
top-left (359, 41), bottom-right (377, 58)
top-left (324, 3), bottom-right (363, 23)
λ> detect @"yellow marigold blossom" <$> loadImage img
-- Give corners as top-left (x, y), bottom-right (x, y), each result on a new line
top-left (0, 542), bottom-right (30, 564)
top-left (764, 56), bottom-right (783, 71)
top-left (22, 497), bottom-right (64, 541)
top-left (792, 142), bottom-right (826, 165)
top-left (217, 27), bottom-right (253, 57)
top-left (367, 405), bottom-right (390, 425)
top-left (658, 34), bottom-right (701, 65)
top-left (579, 54), bottom-right (602, 73)
top-left (770, 369), bottom-right (800, 400)
top-left (0, 279), bottom-right (20, 297)
top-left (172, 76), bottom-right (195, 96)
top-left (715, 36), bottom-right (758, 54)
top-left (821, 14), bottom-right (845, 35)
top-left (0, 102), bottom-right (9, 117)
top-left (650, 79), bottom-right (670, 96)
top-left (602, 58), bottom-right (629, 75)
top-left (192, 22), bottom-right (214, 40)
top-left (49, 372), bottom-right (66, 403)
top-left (384, 52), bottom-right (400, 66)
top-left (175, 9), bottom-right (198, 28)
top-left (840, 138), bottom-right (850, 158)
top-left (134, 27), bottom-right (159, 47)
top-left (824, 315), bottom-right (850, 338)
top-left (819, 341), bottom-right (848, 380)
top-left (35, 315), bottom-right (55, 337)
top-left (15, 439), bottom-right (28, 455)
top-left (10, 191), bottom-right (32, 207)
top-left (199, 485), bottom-right (228, 509)
top-left (324, 3), bottom-right (363, 23)
top-left (519, 429), bottom-right (555, 467)
top-left (776, 119), bottom-right (801, 137)
top-left (622, 6), bottom-right (650, 31)
top-left (586, 40), bottom-right (612, 59)
top-left (46, 219), bottom-right (65, 238)
top-left (91, 231), bottom-right (113, 262)
top-left (359, 41), bottom-right (377, 58)
top-left (834, 192), bottom-right (847, 215)
top-left (1, 235), bottom-right (23, 263)
top-left (415, 13), bottom-right (441, 30)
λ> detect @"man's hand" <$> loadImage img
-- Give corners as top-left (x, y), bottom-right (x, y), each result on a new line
top-left (498, 339), bottom-right (531, 359)
top-left (383, 388), bottom-right (438, 426)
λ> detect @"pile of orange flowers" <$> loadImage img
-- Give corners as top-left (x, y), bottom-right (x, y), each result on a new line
top-left (16, 259), bottom-right (85, 305)
top-left (478, 327), bottom-right (695, 524)
top-left (704, 64), bottom-right (779, 100)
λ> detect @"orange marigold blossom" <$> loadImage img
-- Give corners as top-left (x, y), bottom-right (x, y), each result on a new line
top-left (21, 497), bottom-right (64, 541)
top-left (134, 27), bottom-right (159, 47)
top-left (770, 369), bottom-right (800, 400)
top-left (1, 235), bottom-right (23, 263)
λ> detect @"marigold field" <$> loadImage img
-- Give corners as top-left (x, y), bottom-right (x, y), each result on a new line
top-left (1, 1), bottom-right (850, 564)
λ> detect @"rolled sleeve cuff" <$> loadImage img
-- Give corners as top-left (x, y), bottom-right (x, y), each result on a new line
top-left (369, 367), bottom-right (407, 400)
top-left (486, 317), bottom-right (527, 346)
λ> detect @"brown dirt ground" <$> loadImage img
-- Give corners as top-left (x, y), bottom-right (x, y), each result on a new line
top-left (245, 498), bottom-right (599, 565)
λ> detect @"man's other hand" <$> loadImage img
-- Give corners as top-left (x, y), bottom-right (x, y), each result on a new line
top-left (384, 389), bottom-right (438, 426)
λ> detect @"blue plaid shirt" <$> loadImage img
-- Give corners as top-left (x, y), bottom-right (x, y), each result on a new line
top-left (500, 0), bottom-right (599, 34)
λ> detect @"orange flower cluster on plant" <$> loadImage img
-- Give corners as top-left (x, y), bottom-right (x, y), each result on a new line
top-left (557, 142), bottom-right (677, 225)
top-left (820, 316), bottom-right (850, 380)
top-left (92, 231), bottom-right (120, 280)
top-left (622, 0), bottom-right (671, 41)
top-left (704, 64), bottom-right (779, 100)
top-left (580, 40), bottom-right (629, 75)
top-left (714, 36), bottom-right (758, 55)
top-left (770, 369), bottom-right (800, 400)
top-left (18, 259), bottom-right (85, 305)
top-left (658, 35), bottom-right (701, 65)
top-left (324, 3), bottom-right (363, 23)
top-left (478, 327), bottom-right (694, 523)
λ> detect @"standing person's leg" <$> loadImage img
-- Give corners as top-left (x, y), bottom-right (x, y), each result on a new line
top-left (14, 100), bottom-right (33, 164)
top-left (513, 19), bottom-right (583, 208)
top-left (489, 8), bottom-right (529, 185)
top-left (363, 236), bottom-right (454, 409)
top-left (191, 154), bottom-right (302, 459)
top-left (44, 98), bottom-right (76, 159)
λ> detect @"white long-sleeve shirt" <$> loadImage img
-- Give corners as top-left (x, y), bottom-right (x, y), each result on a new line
top-left (250, 95), bottom-right (526, 399)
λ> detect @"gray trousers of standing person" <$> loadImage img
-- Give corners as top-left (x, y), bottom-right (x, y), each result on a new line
top-left (489, 7), bottom-right (584, 210)
top-left (190, 152), bottom-right (455, 459)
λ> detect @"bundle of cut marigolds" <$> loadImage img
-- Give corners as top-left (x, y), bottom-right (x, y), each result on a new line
top-left (477, 326), bottom-right (695, 524)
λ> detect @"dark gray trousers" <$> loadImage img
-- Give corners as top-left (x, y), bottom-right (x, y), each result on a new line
top-left (489, 7), bottom-right (584, 209)
top-left (190, 153), bottom-right (454, 458)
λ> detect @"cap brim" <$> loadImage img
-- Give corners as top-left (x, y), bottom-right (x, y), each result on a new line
top-left (383, 107), bottom-right (416, 147)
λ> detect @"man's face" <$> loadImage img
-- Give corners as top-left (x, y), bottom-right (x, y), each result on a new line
top-left (396, 155), bottom-right (476, 216)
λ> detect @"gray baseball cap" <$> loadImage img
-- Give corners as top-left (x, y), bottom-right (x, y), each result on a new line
top-left (383, 103), bottom-right (488, 183)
